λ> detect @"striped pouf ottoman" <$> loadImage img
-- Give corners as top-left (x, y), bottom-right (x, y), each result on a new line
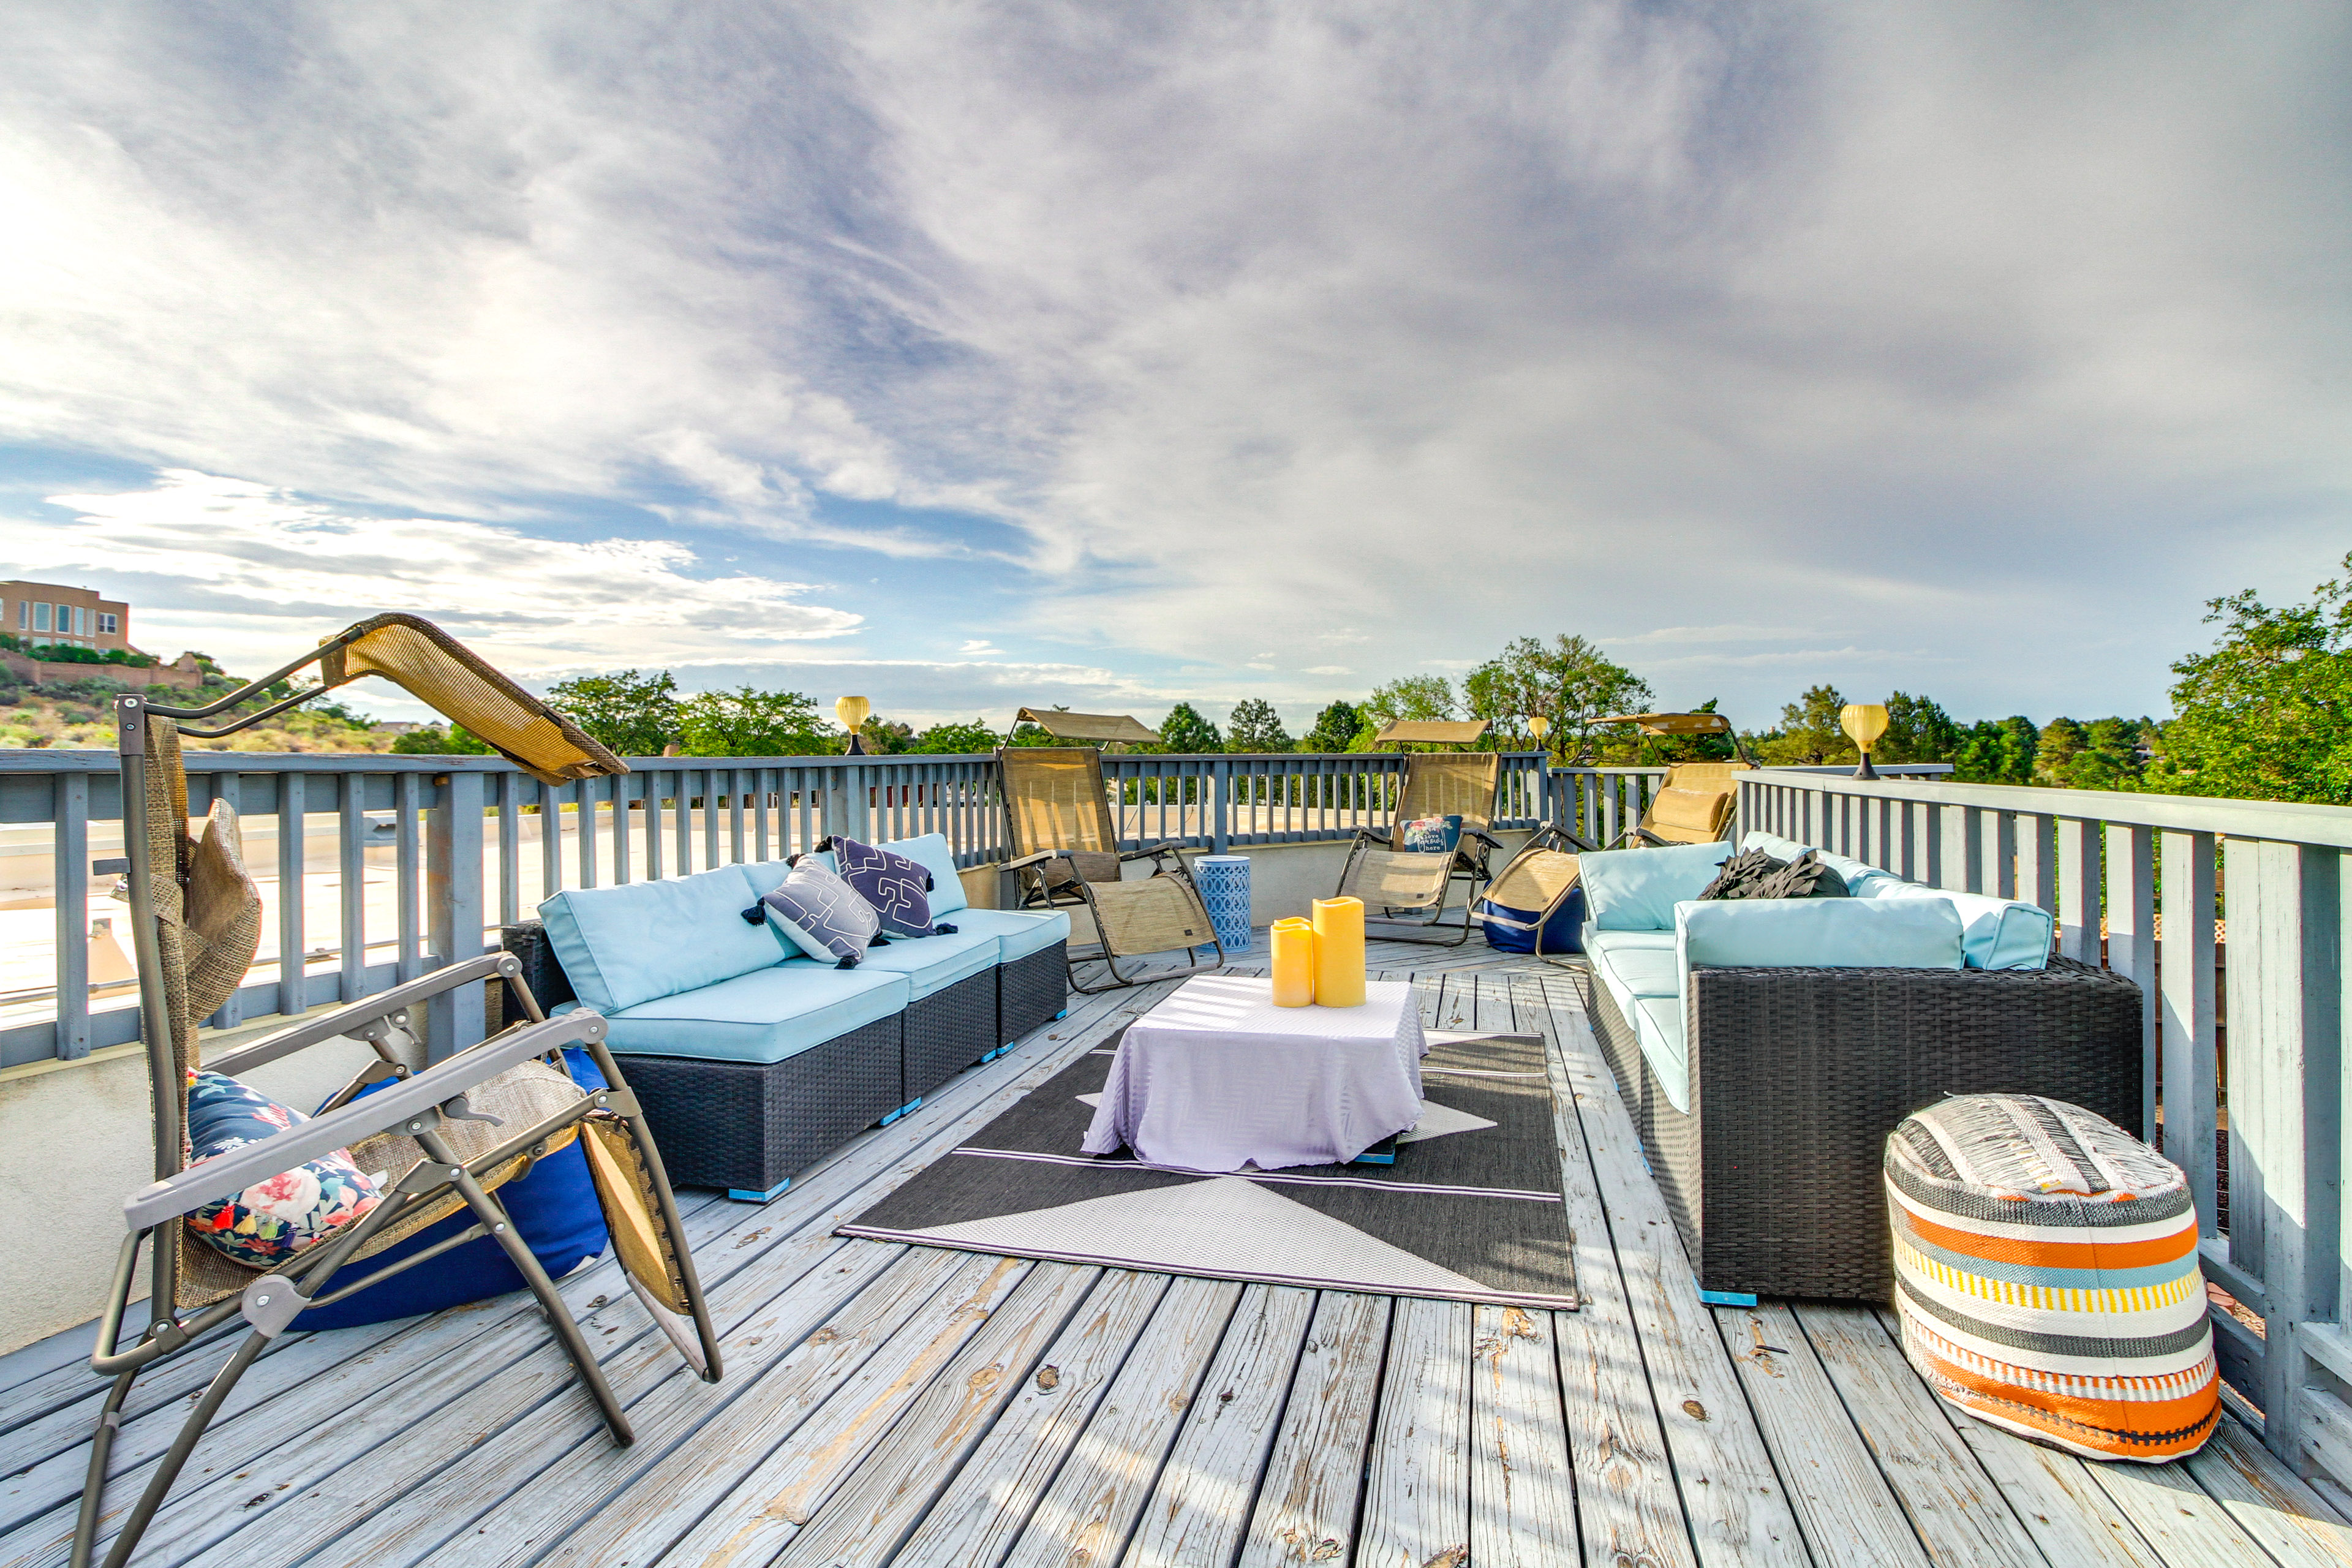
top-left (1884, 1094), bottom-right (2218, 1461)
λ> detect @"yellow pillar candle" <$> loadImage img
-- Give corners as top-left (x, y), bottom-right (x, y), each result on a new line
top-left (1269, 918), bottom-right (1316, 1007)
top-left (1311, 896), bottom-right (1366, 1008)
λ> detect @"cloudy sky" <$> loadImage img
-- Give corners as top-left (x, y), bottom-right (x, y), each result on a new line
top-left (4, 2), bottom-right (2346, 731)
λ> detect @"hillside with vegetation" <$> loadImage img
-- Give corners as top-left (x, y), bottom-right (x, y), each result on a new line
top-left (0, 649), bottom-right (398, 753)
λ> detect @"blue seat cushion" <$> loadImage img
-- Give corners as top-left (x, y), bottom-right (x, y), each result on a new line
top-left (1578, 840), bottom-right (1733, 932)
top-left (1630, 995), bottom-right (1691, 1114)
top-left (797, 927), bottom-right (998, 1002)
top-left (589, 965), bottom-right (910, 1066)
top-left (941, 907), bottom-right (1072, 964)
top-left (1596, 943), bottom-right (1680, 1000)
top-left (539, 865), bottom-right (785, 1012)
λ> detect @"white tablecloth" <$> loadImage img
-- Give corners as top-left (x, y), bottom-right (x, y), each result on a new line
top-left (1081, 974), bottom-right (1428, 1172)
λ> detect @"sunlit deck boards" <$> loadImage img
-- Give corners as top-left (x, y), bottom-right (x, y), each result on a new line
top-left (4, 937), bottom-right (2345, 1567)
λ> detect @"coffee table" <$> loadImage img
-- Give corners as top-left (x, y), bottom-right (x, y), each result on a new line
top-left (1080, 973), bottom-right (1428, 1172)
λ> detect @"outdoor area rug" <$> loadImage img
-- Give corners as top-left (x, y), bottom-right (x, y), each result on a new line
top-left (839, 1027), bottom-right (1578, 1310)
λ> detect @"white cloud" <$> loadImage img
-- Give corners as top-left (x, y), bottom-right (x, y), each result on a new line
top-left (1304, 665), bottom-right (1353, 676)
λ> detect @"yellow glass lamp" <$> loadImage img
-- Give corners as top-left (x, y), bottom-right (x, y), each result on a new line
top-left (1841, 703), bottom-right (1889, 780)
top-left (1311, 895), bottom-right (1366, 1008)
top-left (837, 695), bottom-right (872, 756)
top-left (1528, 712), bottom-right (1550, 760)
top-left (1270, 918), bottom-right (1316, 1006)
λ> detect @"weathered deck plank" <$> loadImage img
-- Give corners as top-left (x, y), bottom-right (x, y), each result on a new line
top-left (1355, 1294), bottom-right (1472, 1568)
top-left (1235, 1291), bottom-right (1391, 1568)
top-left (1468, 1303), bottom-right (1579, 1568)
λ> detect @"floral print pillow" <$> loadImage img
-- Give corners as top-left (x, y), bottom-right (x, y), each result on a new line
top-left (184, 1070), bottom-right (380, 1268)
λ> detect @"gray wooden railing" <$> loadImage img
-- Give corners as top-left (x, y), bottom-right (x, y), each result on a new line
top-left (1738, 766), bottom-right (2352, 1483)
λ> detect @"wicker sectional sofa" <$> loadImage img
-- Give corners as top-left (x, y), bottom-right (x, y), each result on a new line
top-left (502, 833), bottom-right (1069, 1202)
top-left (1572, 831), bottom-right (2142, 1303)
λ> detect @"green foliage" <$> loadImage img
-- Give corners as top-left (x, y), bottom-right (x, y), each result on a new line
top-left (2143, 554), bottom-right (2352, 804)
top-left (390, 723), bottom-right (494, 755)
top-left (916, 718), bottom-right (1000, 754)
top-left (544, 669), bottom-right (680, 757)
top-left (0, 636), bottom-right (156, 668)
top-left (1226, 698), bottom-right (1292, 753)
top-left (1158, 701), bottom-right (1223, 755)
top-left (676, 687), bottom-right (834, 756)
top-left (1753, 684), bottom-right (1857, 766)
top-left (858, 717), bottom-right (916, 754)
top-left (1362, 674), bottom-right (1456, 725)
top-left (1953, 717), bottom-right (2038, 783)
top-left (1003, 721), bottom-right (1063, 747)
top-left (1300, 699), bottom-right (1362, 754)
top-left (1461, 636), bottom-right (1653, 760)
top-left (1880, 692), bottom-right (1961, 763)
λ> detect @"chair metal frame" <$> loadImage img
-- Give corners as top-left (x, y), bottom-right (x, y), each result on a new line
top-left (74, 623), bottom-right (722, 1568)
top-left (1338, 750), bottom-right (1504, 947)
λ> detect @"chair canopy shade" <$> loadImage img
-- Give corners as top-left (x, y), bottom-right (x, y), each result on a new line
top-left (1596, 711), bottom-right (1735, 737)
top-left (1014, 707), bottom-right (1163, 745)
top-left (315, 614), bottom-right (626, 785)
top-left (1372, 719), bottom-right (1490, 748)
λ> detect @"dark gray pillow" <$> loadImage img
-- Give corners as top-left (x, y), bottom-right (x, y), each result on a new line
top-left (1698, 848), bottom-right (1784, 900)
top-left (750, 861), bottom-right (880, 967)
top-left (829, 834), bottom-right (950, 938)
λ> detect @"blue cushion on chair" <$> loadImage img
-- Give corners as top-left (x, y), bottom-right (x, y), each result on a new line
top-left (292, 1049), bottom-right (610, 1330)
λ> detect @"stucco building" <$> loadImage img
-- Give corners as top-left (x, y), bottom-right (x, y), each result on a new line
top-left (1, 580), bottom-right (134, 653)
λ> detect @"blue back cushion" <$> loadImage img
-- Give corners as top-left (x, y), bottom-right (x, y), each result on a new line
top-left (1739, 831), bottom-right (2051, 967)
top-left (1678, 897), bottom-right (1965, 975)
top-left (539, 864), bottom-right (783, 1012)
top-left (880, 834), bottom-right (969, 916)
top-left (1580, 840), bottom-right (1733, 931)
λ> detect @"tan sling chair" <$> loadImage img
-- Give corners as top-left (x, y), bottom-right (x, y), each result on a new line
top-left (1333, 722), bottom-right (1504, 946)
top-left (998, 745), bottom-right (1223, 993)
top-left (1561, 712), bottom-right (1755, 851)
top-left (74, 614), bottom-right (722, 1568)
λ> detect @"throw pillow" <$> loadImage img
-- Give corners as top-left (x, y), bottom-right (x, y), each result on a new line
top-left (829, 834), bottom-right (954, 937)
top-left (184, 1070), bottom-right (381, 1268)
top-left (1751, 850), bottom-right (1850, 900)
top-left (1400, 815), bottom-right (1463, 854)
top-left (1697, 848), bottom-right (1784, 900)
top-left (751, 859), bottom-right (881, 967)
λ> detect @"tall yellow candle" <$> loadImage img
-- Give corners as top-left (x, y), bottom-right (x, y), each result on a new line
top-left (1269, 918), bottom-right (1316, 1007)
top-left (1311, 896), bottom-right (1366, 1008)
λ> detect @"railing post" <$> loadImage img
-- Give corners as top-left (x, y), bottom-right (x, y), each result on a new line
top-left (53, 772), bottom-right (90, 1060)
top-left (1212, 758), bottom-right (1230, 854)
top-left (425, 770), bottom-right (486, 1063)
top-left (2160, 829), bottom-right (2219, 1238)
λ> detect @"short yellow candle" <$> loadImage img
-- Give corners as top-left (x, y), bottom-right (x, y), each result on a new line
top-left (1269, 918), bottom-right (1316, 1007)
top-left (1311, 896), bottom-right (1366, 1008)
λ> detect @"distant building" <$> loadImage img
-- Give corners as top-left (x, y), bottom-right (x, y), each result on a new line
top-left (1, 581), bottom-right (134, 654)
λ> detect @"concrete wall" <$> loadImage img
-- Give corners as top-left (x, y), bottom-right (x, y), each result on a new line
top-left (0, 1014), bottom-right (377, 1357)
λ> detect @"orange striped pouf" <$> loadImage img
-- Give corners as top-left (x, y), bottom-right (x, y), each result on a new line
top-left (1884, 1094), bottom-right (2217, 1461)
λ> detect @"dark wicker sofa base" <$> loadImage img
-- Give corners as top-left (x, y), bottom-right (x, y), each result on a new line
top-left (997, 941), bottom-right (1071, 1047)
top-left (620, 1017), bottom-right (904, 1196)
top-left (1575, 957), bottom-right (2143, 1302)
top-left (905, 967), bottom-right (1001, 1102)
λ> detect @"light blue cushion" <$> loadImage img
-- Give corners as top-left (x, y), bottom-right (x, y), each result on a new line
top-left (799, 928), bottom-right (998, 1002)
top-left (1596, 943), bottom-right (1680, 999)
top-left (1677, 897), bottom-right (1964, 974)
top-left (1630, 995), bottom-right (1691, 1114)
top-left (1863, 883), bottom-right (2054, 970)
top-left (1741, 831), bottom-right (1811, 862)
top-left (947, 907), bottom-right (1072, 964)
top-left (538, 866), bottom-right (787, 1013)
top-left (1578, 840), bottom-right (1733, 932)
top-left (879, 834), bottom-right (969, 916)
top-left (592, 965), bottom-right (910, 1066)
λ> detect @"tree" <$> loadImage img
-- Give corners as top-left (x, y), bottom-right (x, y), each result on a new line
top-left (545, 669), bottom-right (680, 756)
top-left (2034, 717), bottom-right (2087, 785)
top-left (1460, 635), bottom-right (1653, 761)
top-left (390, 723), bottom-right (494, 755)
top-left (1158, 701), bottom-right (1222, 754)
top-left (1953, 717), bottom-right (2037, 784)
top-left (1880, 692), bottom-right (1962, 763)
top-left (1753, 684), bottom-right (1855, 766)
top-left (1226, 698), bottom-right (1292, 753)
top-left (2143, 554), bottom-right (2352, 804)
top-left (675, 687), bottom-right (834, 756)
top-left (1300, 699), bottom-right (1362, 754)
top-left (859, 717), bottom-right (916, 753)
top-left (916, 718), bottom-right (999, 754)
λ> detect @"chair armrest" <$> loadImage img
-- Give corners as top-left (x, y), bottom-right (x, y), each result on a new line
top-left (205, 951), bottom-right (524, 1080)
top-left (123, 1011), bottom-right (607, 1234)
top-left (1354, 827), bottom-right (1393, 848)
top-left (1463, 827), bottom-right (1503, 849)
top-left (1004, 851), bottom-right (1058, 871)
top-left (1117, 841), bottom-right (1183, 862)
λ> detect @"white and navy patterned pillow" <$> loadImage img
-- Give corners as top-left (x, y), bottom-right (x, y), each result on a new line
top-left (831, 834), bottom-right (949, 937)
top-left (756, 861), bottom-right (881, 967)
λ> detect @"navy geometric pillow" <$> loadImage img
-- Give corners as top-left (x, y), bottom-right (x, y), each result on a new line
top-left (755, 861), bottom-right (881, 967)
top-left (831, 834), bottom-right (954, 938)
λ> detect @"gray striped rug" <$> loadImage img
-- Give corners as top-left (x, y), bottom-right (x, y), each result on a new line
top-left (840, 1027), bottom-right (1578, 1309)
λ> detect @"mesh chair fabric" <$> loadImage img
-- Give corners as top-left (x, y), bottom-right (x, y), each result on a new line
top-left (1395, 754), bottom-right (1501, 832)
top-left (317, 614), bottom-right (624, 786)
top-left (1086, 876), bottom-right (1213, 954)
top-left (1341, 848), bottom-right (1454, 912)
top-left (998, 748), bottom-right (1120, 858)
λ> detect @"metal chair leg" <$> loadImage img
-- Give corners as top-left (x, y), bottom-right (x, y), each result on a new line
top-left (69, 1368), bottom-right (138, 1568)
top-left (89, 1332), bottom-right (269, 1568)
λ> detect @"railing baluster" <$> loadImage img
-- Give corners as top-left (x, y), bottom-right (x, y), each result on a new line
top-left (2108, 824), bottom-right (2158, 1130)
top-left (53, 772), bottom-right (89, 1060)
top-left (579, 777), bottom-right (599, 889)
top-left (395, 771), bottom-right (423, 982)
top-left (497, 771), bottom-right (522, 926)
top-left (2160, 829), bottom-right (2220, 1238)
top-left (2055, 817), bottom-right (2100, 965)
top-left (2015, 812), bottom-right (2054, 914)
top-left (340, 773), bottom-right (366, 1003)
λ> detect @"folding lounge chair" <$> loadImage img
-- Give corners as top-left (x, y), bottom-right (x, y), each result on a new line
top-left (1335, 737), bottom-right (1503, 946)
top-left (1561, 712), bottom-right (1754, 852)
top-left (998, 747), bottom-right (1223, 993)
top-left (74, 614), bottom-right (722, 1568)
top-left (1471, 825), bottom-right (1585, 958)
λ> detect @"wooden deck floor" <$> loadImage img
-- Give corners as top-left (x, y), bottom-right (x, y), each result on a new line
top-left (6, 936), bottom-right (2349, 1567)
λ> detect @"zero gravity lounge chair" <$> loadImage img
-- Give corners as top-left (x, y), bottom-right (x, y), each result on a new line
top-left (998, 747), bottom-right (1223, 993)
top-left (1335, 726), bottom-right (1504, 946)
top-left (74, 614), bottom-right (722, 1568)
top-left (1560, 712), bottom-right (1755, 852)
